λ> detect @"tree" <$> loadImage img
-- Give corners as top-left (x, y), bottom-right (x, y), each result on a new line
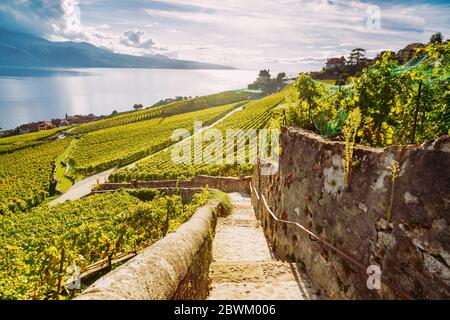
top-left (349, 48), bottom-right (366, 65)
top-left (429, 32), bottom-right (443, 44)
top-left (111, 110), bottom-right (118, 116)
top-left (286, 73), bottom-right (323, 130)
top-left (133, 104), bottom-right (144, 111)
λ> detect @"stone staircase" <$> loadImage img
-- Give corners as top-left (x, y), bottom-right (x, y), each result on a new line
top-left (208, 192), bottom-right (320, 300)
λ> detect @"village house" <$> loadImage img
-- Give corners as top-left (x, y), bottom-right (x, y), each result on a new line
top-left (37, 121), bottom-right (54, 131)
top-left (325, 56), bottom-right (346, 70)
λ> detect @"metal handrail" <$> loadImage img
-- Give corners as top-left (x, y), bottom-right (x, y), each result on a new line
top-left (250, 181), bottom-right (414, 300)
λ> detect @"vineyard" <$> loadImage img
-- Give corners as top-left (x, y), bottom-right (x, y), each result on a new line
top-left (286, 42), bottom-right (450, 146)
top-left (0, 138), bottom-right (71, 214)
top-left (67, 102), bottom-right (243, 176)
top-left (0, 128), bottom-right (64, 153)
top-left (71, 91), bottom-right (249, 135)
top-left (0, 188), bottom-right (222, 299)
top-left (110, 92), bottom-right (286, 182)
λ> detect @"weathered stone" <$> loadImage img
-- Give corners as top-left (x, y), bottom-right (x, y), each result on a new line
top-left (377, 231), bottom-right (396, 250)
top-left (96, 175), bottom-right (251, 194)
top-left (252, 127), bottom-right (450, 299)
top-left (422, 252), bottom-right (450, 286)
top-left (376, 218), bottom-right (389, 231)
top-left (404, 192), bottom-right (419, 205)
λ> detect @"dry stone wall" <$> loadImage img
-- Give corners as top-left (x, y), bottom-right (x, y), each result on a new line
top-left (252, 126), bottom-right (450, 299)
top-left (98, 175), bottom-right (251, 194)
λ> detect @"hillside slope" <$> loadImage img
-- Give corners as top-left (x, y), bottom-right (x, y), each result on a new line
top-left (0, 28), bottom-right (232, 70)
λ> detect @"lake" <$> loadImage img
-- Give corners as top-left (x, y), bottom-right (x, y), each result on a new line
top-left (0, 68), bottom-right (256, 130)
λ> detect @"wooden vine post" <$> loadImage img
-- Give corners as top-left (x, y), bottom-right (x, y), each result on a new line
top-left (411, 80), bottom-right (423, 144)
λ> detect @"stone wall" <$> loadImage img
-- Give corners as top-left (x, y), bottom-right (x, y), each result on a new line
top-left (76, 199), bottom-right (226, 300)
top-left (252, 126), bottom-right (450, 299)
top-left (90, 187), bottom-right (205, 203)
top-left (98, 175), bottom-right (251, 194)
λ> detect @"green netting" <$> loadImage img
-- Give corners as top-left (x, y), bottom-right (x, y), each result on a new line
top-left (391, 54), bottom-right (450, 84)
top-left (312, 107), bottom-right (348, 136)
top-left (300, 47), bottom-right (449, 137)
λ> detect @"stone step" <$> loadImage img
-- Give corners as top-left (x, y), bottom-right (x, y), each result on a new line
top-left (210, 260), bottom-right (310, 283)
top-left (208, 192), bottom-right (319, 300)
top-left (219, 218), bottom-right (261, 227)
top-left (208, 281), bottom-right (320, 300)
top-left (213, 224), bottom-right (272, 262)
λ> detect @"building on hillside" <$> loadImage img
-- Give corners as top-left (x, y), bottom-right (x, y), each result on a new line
top-left (60, 119), bottom-right (70, 127)
top-left (325, 56), bottom-right (346, 70)
top-left (397, 43), bottom-right (422, 63)
top-left (37, 121), bottom-right (54, 131)
top-left (257, 69), bottom-right (271, 86)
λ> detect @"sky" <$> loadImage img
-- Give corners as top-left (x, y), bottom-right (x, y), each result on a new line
top-left (0, 0), bottom-right (449, 73)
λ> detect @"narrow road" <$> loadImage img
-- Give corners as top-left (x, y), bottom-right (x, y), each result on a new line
top-left (50, 104), bottom-right (245, 205)
top-left (49, 168), bottom-right (115, 206)
top-left (208, 192), bottom-right (319, 300)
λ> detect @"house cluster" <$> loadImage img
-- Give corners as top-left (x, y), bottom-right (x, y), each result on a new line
top-left (324, 42), bottom-right (423, 71)
top-left (378, 43), bottom-right (422, 64)
top-left (18, 114), bottom-right (104, 133)
top-left (325, 56), bottom-right (373, 70)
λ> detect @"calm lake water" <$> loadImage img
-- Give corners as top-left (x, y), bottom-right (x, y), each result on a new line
top-left (0, 68), bottom-right (256, 130)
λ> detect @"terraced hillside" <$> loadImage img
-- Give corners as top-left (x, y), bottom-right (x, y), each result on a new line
top-left (0, 189), bottom-right (219, 299)
top-left (67, 102), bottom-right (243, 176)
top-left (0, 128), bottom-right (64, 153)
top-left (0, 138), bottom-right (71, 214)
top-left (71, 91), bottom-right (250, 135)
top-left (110, 92), bottom-right (286, 182)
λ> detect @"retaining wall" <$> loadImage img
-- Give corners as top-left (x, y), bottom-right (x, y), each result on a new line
top-left (76, 199), bottom-right (226, 300)
top-left (252, 126), bottom-right (450, 299)
top-left (98, 175), bottom-right (251, 194)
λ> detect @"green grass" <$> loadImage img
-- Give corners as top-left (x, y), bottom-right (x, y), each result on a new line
top-left (210, 190), bottom-right (232, 216)
top-left (54, 139), bottom-right (78, 193)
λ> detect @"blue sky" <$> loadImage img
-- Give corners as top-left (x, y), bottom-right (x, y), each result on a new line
top-left (0, 0), bottom-right (449, 72)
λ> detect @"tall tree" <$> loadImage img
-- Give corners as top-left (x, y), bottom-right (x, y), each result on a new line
top-left (349, 48), bottom-right (366, 65)
top-left (429, 32), bottom-right (443, 44)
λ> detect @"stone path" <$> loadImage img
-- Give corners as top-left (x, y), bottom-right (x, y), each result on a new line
top-left (208, 192), bottom-right (320, 300)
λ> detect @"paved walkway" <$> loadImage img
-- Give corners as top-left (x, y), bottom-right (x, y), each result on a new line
top-left (208, 192), bottom-right (320, 300)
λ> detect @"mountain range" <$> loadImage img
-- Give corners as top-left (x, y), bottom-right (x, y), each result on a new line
top-left (0, 28), bottom-right (231, 70)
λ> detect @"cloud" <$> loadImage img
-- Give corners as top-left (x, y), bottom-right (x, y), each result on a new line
top-left (0, 0), bottom-right (83, 39)
top-left (120, 29), bottom-right (156, 49)
top-left (0, 0), bottom-right (449, 71)
top-left (0, 0), bottom-right (169, 57)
